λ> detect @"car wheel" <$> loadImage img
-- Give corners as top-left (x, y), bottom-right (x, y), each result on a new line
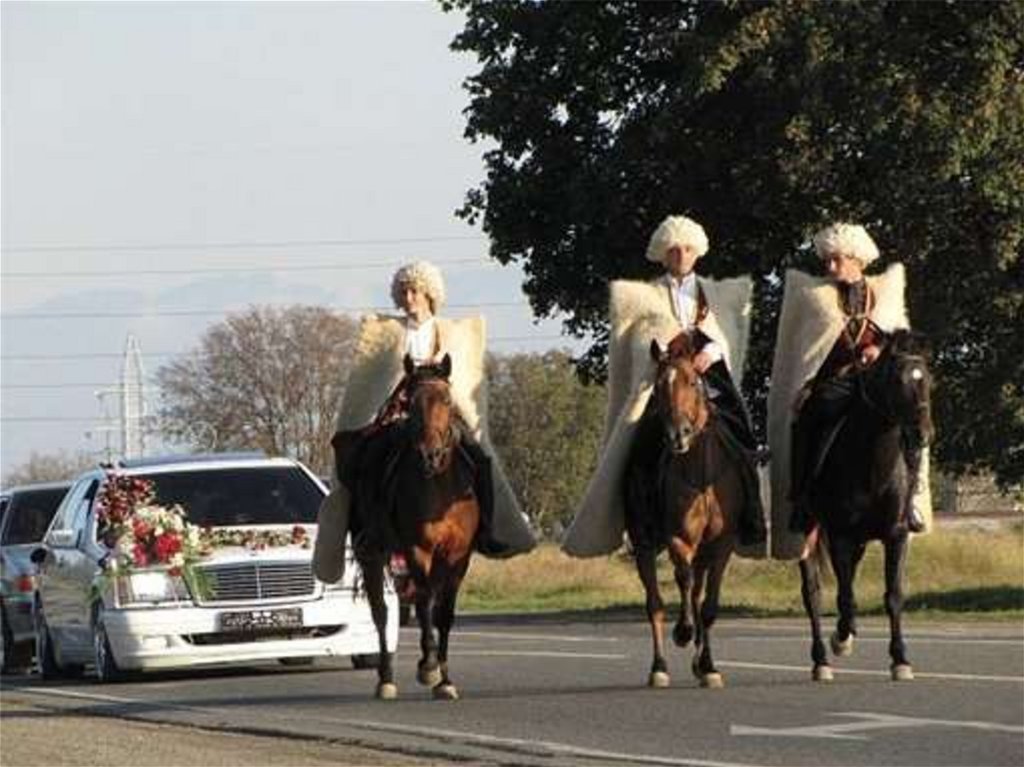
top-left (277, 657), bottom-right (315, 667)
top-left (92, 610), bottom-right (123, 683)
top-left (351, 653), bottom-right (380, 670)
top-left (35, 607), bottom-right (62, 680)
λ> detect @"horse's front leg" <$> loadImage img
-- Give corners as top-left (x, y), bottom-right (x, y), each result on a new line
top-left (691, 546), bottom-right (729, 689)
top-left (430, 557), bottom-right (469, 700)
top-left (361, 555), bottom-right (397, 699)
top-left (799, 528), bottom-right (831, 682)
top-left (667, 537), bottom-right (696, 648)
top-left (413, 552), bottom-right (441, 689)
top-left (829, 537), bottom-right (865, 658)
top-left (635, 545), bottom-right (670, 688)
top-left (884, 528), bottom-right (914, 681)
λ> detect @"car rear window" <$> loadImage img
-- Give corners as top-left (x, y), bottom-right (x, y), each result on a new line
top-left (2, 487), bottom-right (70, 545)
top-left (138, 466), bottom-right (323, 528)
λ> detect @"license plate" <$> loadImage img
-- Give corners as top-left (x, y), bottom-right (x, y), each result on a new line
top-left (220, 608), bottom-right (302, 631)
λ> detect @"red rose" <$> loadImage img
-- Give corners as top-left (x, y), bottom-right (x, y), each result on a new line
top-left (154, 533), bottom-right (182, 562)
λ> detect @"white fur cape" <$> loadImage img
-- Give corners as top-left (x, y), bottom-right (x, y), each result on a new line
top-left (561, 275), bottom-right (761, 558)
top-left (767, 264), bottom-right (933, 560)
top-left (312, 315), bottom-right (535, 583)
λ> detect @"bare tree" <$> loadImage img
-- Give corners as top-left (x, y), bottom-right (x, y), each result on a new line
top-left (156, 305), bottom-right (358, 476)
top-left (3, 449), bottom-right (96, 487)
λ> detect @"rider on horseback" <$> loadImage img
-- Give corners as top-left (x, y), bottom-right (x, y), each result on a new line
top-left (786, 223), bottom-right (927, 535)
top-left (340, 261), bottom-right (510, 556)
top-left (563, 214), bottom-right (767, 558)
top-left (311, 263), bottom-right (534, 585)
top-left (643, 216), bottom-right (767, 547)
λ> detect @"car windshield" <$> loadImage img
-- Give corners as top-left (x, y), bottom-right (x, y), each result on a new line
top-left (137, 466), bottom-right (323, 528)
top-left (2, 487), bottom-right (70, 545)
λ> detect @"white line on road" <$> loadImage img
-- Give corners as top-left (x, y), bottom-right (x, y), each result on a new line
top-left (454, 649), bottom-right (628, 659)
top-left (718, 660), bottom-right (1024, 683)
top-left (337, 716), bottom-right (773, 767)
top-left (10, 685), bottom-right (767, 767)
top-left (446, 630), bottom-right (621, 643)
top-left (727, 635), bottom-right (1024, 646)
top-left (731, 711), bottom-right (1024, 740)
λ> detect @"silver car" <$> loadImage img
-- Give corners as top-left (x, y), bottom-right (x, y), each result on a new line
top-left (1, 481), bottom-right (72, 673)
top-left (32, 454), bottom-right (397, 682)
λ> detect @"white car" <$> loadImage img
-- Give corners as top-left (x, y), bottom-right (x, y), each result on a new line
top-left (31, 453), bottom-right (397, 682)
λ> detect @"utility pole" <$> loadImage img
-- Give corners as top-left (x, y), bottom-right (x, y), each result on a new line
top-left (120, 333), bottom-right (146, 459)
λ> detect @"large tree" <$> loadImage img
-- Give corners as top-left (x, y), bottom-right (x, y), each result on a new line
top-left (156, 306), bottom-right (359, 475)
top-left (486, 350), bottom-right (605, 536)
top-left (447, 0), bottom-right (1024, 486)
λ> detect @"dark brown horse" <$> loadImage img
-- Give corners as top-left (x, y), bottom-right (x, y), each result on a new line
top-left (624, 332), bottom-right (746, 689)
top-left (798, 329), bottom-right (933, 683)
top-left (353, 354), bottom-right (479, 700)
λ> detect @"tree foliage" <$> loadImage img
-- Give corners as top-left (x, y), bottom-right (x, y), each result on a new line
top-left (156, 306), bottom-right (358, 475)
top-left (448, 0), bottom-right (1024, 486)
top-left (486, 350), bottom-right (605, 536)
top-left (2, 449), bottom-right (95, 487)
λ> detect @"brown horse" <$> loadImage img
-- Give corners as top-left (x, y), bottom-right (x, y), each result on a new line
top-left (624, 331), bottom-right (745, 689)
top-left (353, 353), bottom-right (479, 700)
top-left (798, 329), bottom-right (933, 683)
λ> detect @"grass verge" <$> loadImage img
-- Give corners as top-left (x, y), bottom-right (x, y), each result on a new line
top-left (460, 523), bottom-right (1024, 619)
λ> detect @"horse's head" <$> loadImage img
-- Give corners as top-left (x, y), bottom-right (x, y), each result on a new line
top-left (404, 353), bottom-right (456, 476)
top-left (650, 332), bottom-right (709, 454)
top-left (866, 330), bottom-right (934, 443)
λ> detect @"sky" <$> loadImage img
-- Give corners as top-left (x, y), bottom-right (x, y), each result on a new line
top-left (1, 1), bottom-right (582, 478)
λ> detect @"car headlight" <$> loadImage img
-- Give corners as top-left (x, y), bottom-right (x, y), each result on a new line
top-left (117, 571), bottom-right (190, 605)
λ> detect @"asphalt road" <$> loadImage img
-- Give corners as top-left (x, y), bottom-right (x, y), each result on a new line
top-left (2, 614), bottom-right (1022, 767)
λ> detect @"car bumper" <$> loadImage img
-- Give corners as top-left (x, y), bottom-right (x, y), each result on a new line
top-left (3, 598), bottom-right (35, 645)
top-left (103, 591), bottom-right (398, 671)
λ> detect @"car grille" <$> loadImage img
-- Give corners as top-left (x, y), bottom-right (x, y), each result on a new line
top-left (197, 562), bottom-right (316, 603)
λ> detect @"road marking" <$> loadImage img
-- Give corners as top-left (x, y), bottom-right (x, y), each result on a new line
top-left (449, 630), bottom-right (621, 643)
top-left (9, 685), bottom-right (765, 767)
top-left (718, 660), bottom-right (1024, 683)
top-left (338, 716), bottom-right (771, 767)
top-left (454, 649), bottom-right (628, 660)
top-left (731, 711), bottom-right (1024, 740)
top-left (727, 635), bottom-right (1024, 647)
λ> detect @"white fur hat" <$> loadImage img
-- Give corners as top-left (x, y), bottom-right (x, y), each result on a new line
top-left (645, 215), bottom-right (710, 264)
top-left (390, 260), bottom-right (446, 312)
top-left (812, 223), bottom-right (880, 265)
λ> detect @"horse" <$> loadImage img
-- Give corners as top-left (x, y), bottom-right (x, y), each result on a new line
top-left (352, 353), bottom-right (479, 700)
top-left (797, 329), bottom-right (933, 683)
top-left (624, 331), bottom-right (747, 689)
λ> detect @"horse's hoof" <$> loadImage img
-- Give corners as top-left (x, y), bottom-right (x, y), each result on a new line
top-left (813, 665), bottom-right (834, 683)
top-left (700, 672), bottom-right (724, 689)
top-left (432, 683), bottom-right (459, 700)
top-left (672, 623), bottom-right (694, 648)
top-left (417, 665), bottom-right (442, 687)
top-left (891, 664), bottom-right (914, 682)
top-left (648, 671), bottom-right (671, 688)
top-left (830, 632), bottom-right (855, 657)
top-left (375, 682), bottom-right (398, 700)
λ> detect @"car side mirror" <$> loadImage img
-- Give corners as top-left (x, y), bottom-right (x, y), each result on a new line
top-left (30, 547), bottom-right (48, 565)
top-left (49, 529), bottom-right (80, 549)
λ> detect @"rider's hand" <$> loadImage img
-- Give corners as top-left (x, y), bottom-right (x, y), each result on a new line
top-left (693, 351), bottom-right (715, 374)
top-left (860, 345), bottom-right (881, 365)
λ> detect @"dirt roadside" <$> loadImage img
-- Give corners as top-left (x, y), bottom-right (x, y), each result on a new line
top-left (0, 693), bottom-right (448, 767)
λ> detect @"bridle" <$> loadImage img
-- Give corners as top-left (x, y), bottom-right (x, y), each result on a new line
top-left (408, 375), bottom-right (456, 478)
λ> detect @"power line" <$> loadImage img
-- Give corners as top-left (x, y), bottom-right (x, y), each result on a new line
top-left (1, 234), bottom-right (488, 255)
top-left (1, 300), bottom-right (529, 320)
top-left (1, 257), bottom-right (498, 280)
top-left (0, 334), bottom-right (571, 361)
